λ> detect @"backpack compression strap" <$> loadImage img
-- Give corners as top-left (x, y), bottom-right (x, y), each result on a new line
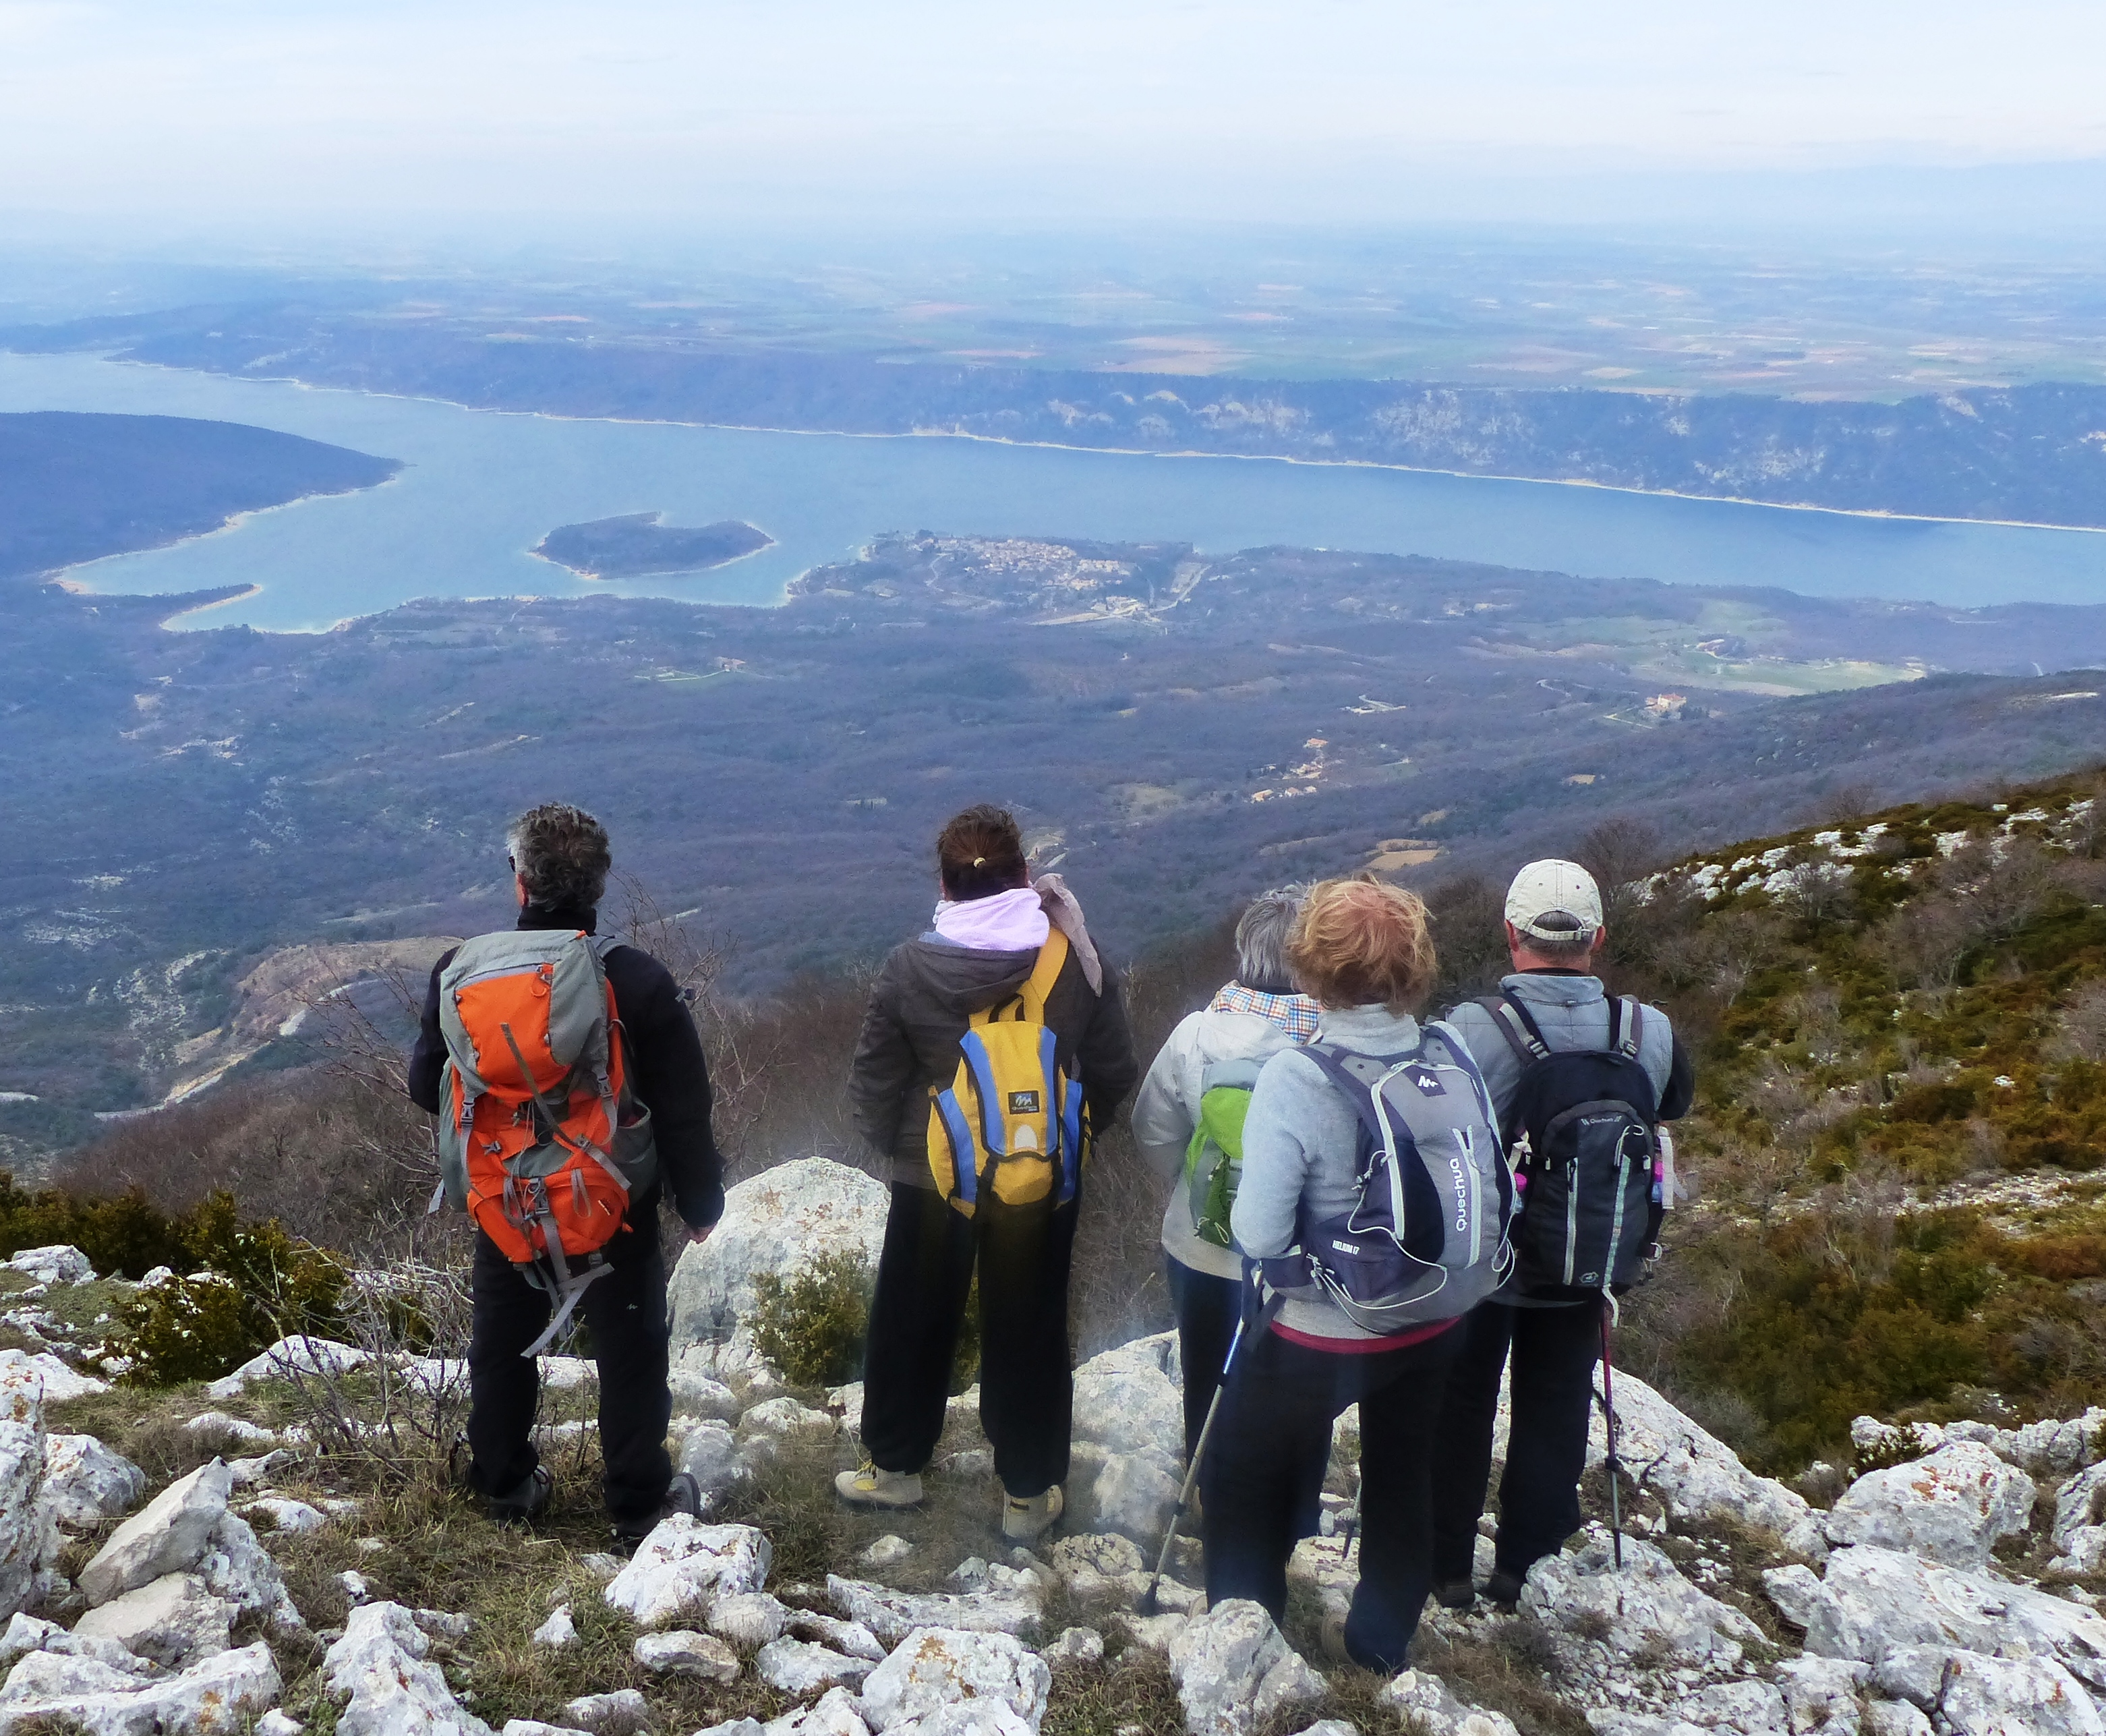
top-left (1610, 995), bottom-right (1643, 1059)
top-left (1477, 993), bottom-right (1551, 1067)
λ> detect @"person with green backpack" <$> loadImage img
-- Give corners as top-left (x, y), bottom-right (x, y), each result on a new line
top-left (1132, 887), bottom-right (1318, 1462)
top-left (840, 805), bottom-right (1138, 1541)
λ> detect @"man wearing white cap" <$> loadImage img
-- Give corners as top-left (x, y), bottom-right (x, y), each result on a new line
top-left (1428, 858), bottom-right (1693, 1609)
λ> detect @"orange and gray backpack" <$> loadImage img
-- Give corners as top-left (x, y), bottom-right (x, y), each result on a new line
top-left (926, 929), bottom-right (1086, 1217)
top-left (434, 929), bottom-right (657, 1353)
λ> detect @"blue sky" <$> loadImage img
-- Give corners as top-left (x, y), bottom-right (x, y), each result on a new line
top-left (4, 1), bottom-right (2105, 225)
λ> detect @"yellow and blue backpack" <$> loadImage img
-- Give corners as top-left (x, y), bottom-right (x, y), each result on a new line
top-left (927, 930), bottom-right (1086, 1216)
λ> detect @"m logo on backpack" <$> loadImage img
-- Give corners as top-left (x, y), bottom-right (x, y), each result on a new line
top-left (1265, 1025), bottom-right (1515, 1334)
top-left (928, 929), bottom-right (1086, 1217)
top-left (1476, 991), bottom-right (1662, 1303)
top-left (434, 929), bottom-right (658, 1354)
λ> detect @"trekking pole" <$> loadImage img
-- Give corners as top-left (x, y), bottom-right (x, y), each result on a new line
top-left (1598, 1300), bottom-right (1624, 1571)
top-left (1139, 1271), bottom-right (1269, 1616)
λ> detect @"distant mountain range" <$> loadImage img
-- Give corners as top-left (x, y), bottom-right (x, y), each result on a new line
top-left (10, 303), bottom-right (2106, 527)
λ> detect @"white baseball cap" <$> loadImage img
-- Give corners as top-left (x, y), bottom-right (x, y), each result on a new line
top-left (1505, 859), bottom-right (1604, 942)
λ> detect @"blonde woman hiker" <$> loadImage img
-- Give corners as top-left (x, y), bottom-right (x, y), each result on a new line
top-left (1131, 886), bottom-right (1317, 1463)
top-left (838, 804), bottom-right (1139, 1541)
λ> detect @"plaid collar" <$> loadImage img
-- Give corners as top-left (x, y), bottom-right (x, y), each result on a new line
top-left (1208, 981), bottom-right (1321, 1041)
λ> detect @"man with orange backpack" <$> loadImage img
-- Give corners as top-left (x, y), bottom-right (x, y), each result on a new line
top-left (409, 803), bottom-right (724, 1542)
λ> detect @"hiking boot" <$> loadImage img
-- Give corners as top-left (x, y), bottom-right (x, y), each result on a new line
top-left (1484, 1567), bottom-right (1525, 1609)
top-left (835, 1464), bottom-right (925, 1509)
top-left (614, 1472), bottom-right (703, 1547)
top-left (1001, 1484), bottom-right (1063, 1543)
top-left (488, 1464), bottom-right (553, 1528)
top-left (1432, 1578), bottom-right (1477, 1611)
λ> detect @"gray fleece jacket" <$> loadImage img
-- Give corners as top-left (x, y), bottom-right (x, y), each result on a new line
top-left (1232, 1004), bottom-right (1442, 1343)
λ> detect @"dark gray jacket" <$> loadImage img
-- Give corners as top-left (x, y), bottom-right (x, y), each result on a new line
top-left (849, 935), bottom-right (1140, 1190)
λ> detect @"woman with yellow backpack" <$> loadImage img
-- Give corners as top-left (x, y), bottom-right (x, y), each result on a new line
top-left (840, 805), bottom-right (1139, 1541)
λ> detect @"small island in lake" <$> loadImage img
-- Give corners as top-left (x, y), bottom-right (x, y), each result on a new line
top-left (532, 513), bottom-right (773, 580)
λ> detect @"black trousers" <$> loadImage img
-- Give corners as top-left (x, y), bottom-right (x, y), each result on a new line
top-left (1430, 1298), bottom-right (1604, 1584)
top-left (467, 1221), bottom-right (673, 1528)
top-left (1200, 1321), bottom-right (1461, 1674)
top-left (1166, 1257), bottom-right (1241, 1464)
top-left (860, 1181), bottom-right (1078, 1499)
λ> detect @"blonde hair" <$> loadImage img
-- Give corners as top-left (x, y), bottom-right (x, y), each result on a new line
top-left (1286, 874), bottom-right (1438, 1013)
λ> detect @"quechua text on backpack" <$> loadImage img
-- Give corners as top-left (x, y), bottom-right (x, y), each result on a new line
top-left (1183, 1056), bottom-right (1263, 1248)
top-left (927, 929), bottom-right (1085, 1217)
top-left (1264, 1024), bottom-right (1514, 1334)
top-left (1478, 990), bottom-right (1662, 1304)
top-left (434, 930), bottom-right (658, 1354)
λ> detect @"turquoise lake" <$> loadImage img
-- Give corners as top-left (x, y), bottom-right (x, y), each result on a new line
top-left (3, 350), bottom-right (2103, 633)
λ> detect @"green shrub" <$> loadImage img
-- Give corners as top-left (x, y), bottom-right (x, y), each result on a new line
top-left (751, 1252), bottom-right (873, 1388)
top-left (112, 1193), bottom-right (351, 1387)
top-left (0, 1174), bottom-right (187, 1277)
top-left (750, 1252), bottom-right (979, 1393)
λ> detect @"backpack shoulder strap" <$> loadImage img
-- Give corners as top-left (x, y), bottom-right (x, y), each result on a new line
top-left (1017, 928), bottom-right (1070, 1020)
top-left (1297, 1042), bottom-right (1411, 1153)
top-left (1616, 996), bottom-right (1644, 1060)
top-left (1477, 993), bottom-right (1551, 1065)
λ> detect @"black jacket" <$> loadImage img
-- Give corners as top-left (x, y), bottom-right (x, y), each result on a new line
top-left (407, 901), bottom-right (726, 1231)
top-left (849, 931), bottom-right (1140, 1190)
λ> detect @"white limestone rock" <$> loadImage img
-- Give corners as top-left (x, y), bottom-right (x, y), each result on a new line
top-left (203, 1335), bottom-right (369, 1400)
top-left (1380, 1669), bottom-right (1523, 1736)
top-left (531, 1604), bottom-right (577, 1650)
top-left (1824, 1441), bottom-right (2035, 1567)
top-left (635, 1627), bottom-right (740, 1681)
top-left (0, 1611), bottom-right (156, 1676)
top-left (256, 1711), bottom-right (306, 1736)
top-left (1681, 1677), bottom-right (1788, 1733)
top-left (602, 1515), bottom-right (771, 1629)
top-left (181, 1413), bottom-right (277, 1447)
top-left (1522, 1531), bottom-right (1762, 1668)
top-left (502, 1724), bottom-right (594, 1736)
top-left (1863, 1704), bottom-right (1933, 1736)
top-left (243, 1497), bottom-right (326, 1536)
top-left (668, 1157), bottom-right (889, 1343)
top-left (1950, 1408), bottom-right (2106, 1478)
top-left (197, 1510), bottom-right (305, 1632)
top-left (1939, 1648), bottom-right (2104, 1736)
top-left (788, 1611), bottom-right (889, 1661)
top-left (827, 1575), bottom-right (1041, 1647)
top-left (1070, 1335), bottom-right (1183, 1458)
top-left (882, 1706), bottom-right (1036, 1736)
top-left (669, 1368), bottom-right (742, 1422)
top-left (763, 1685), bottom-right (871, 1736)
top-left (1774, 1656), bottom-right (1869, 1733)
top-left (3, 1247), bottom-right (93, 1287)
top-left (1164, 1599), bottom-right (1323, 1736)
top-left (862, 1534), bottom-right (916, 1569)
top-left (678, 1420), bottom-right (751, 1503)
top-left (1090, 1451), bottom-right (1182, 1545)
top-left (1041, 1626), bottom-right (1103, 1668)
top-left (2054, 1460), bottom-right (2106, 1570)
top-left (740, 1397), bottom-right (836, 1439)
top-left (37, 1435), bottom-right (144, 1531)
top-left (324, 1600), bottom-right (490, 1736)
top-left (0, 1357), bottom-right (53, 1622)
top-left (1763, 1544), bottom-right (2106, 1691)
top-left (78, 1460), bottom-right (232, 1607)
top-left (830, 1382), bottom-right (867, 1435)
top-left (560, 1688), bottom-right (651, 1735)
top-left (1581, 1368), bottom-right (1824, 1559)
top-left (710, 1590), bottom-right (791, 1646)
top-left (757, 1636), bottom-right (876, 1692)
top-left (1046, 1534), bottom-right (1144, 1602)
top-left (861, 1625), bottom-right (1051, 1733)
top-left (71, 1571), bottom-right (235, 1668)
top-left (0, 1638), bottom-right (280, 1734)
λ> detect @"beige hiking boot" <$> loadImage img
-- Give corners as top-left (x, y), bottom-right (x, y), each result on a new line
top-left (834, 1463), bottom-right (925, 1509)
top-left (1001, 1483), bottom-right (1064, 1543)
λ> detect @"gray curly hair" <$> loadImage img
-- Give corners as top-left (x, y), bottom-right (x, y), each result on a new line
top-left (506, 803), bottom-right (612, 913)
top-left (1235, 884), bottom-right (1308, 993)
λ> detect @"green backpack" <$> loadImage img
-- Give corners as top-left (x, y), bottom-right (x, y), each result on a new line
top-left (1183, 1056), bottom-right (1265, 1248)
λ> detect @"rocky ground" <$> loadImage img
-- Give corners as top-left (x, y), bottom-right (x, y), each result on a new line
top-left (4, 1160), bottom-right (2106, 1735)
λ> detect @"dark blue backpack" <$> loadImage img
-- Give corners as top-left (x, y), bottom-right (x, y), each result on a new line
top-left (1478, 991), bottom-right (1662, 1302)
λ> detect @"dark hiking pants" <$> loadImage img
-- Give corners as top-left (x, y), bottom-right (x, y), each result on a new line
top-left (467, 1221), bottom-right (673, 1530)
top-left (859, 1180), bottom-right (1078, 1499)
top-left (1200, 1322), bottom-right (1461, 1674)
top-left (1167, 1256), bottom-right (1242, 1464)
top-left (1430, 1298), bottom-right (1604, 1586)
